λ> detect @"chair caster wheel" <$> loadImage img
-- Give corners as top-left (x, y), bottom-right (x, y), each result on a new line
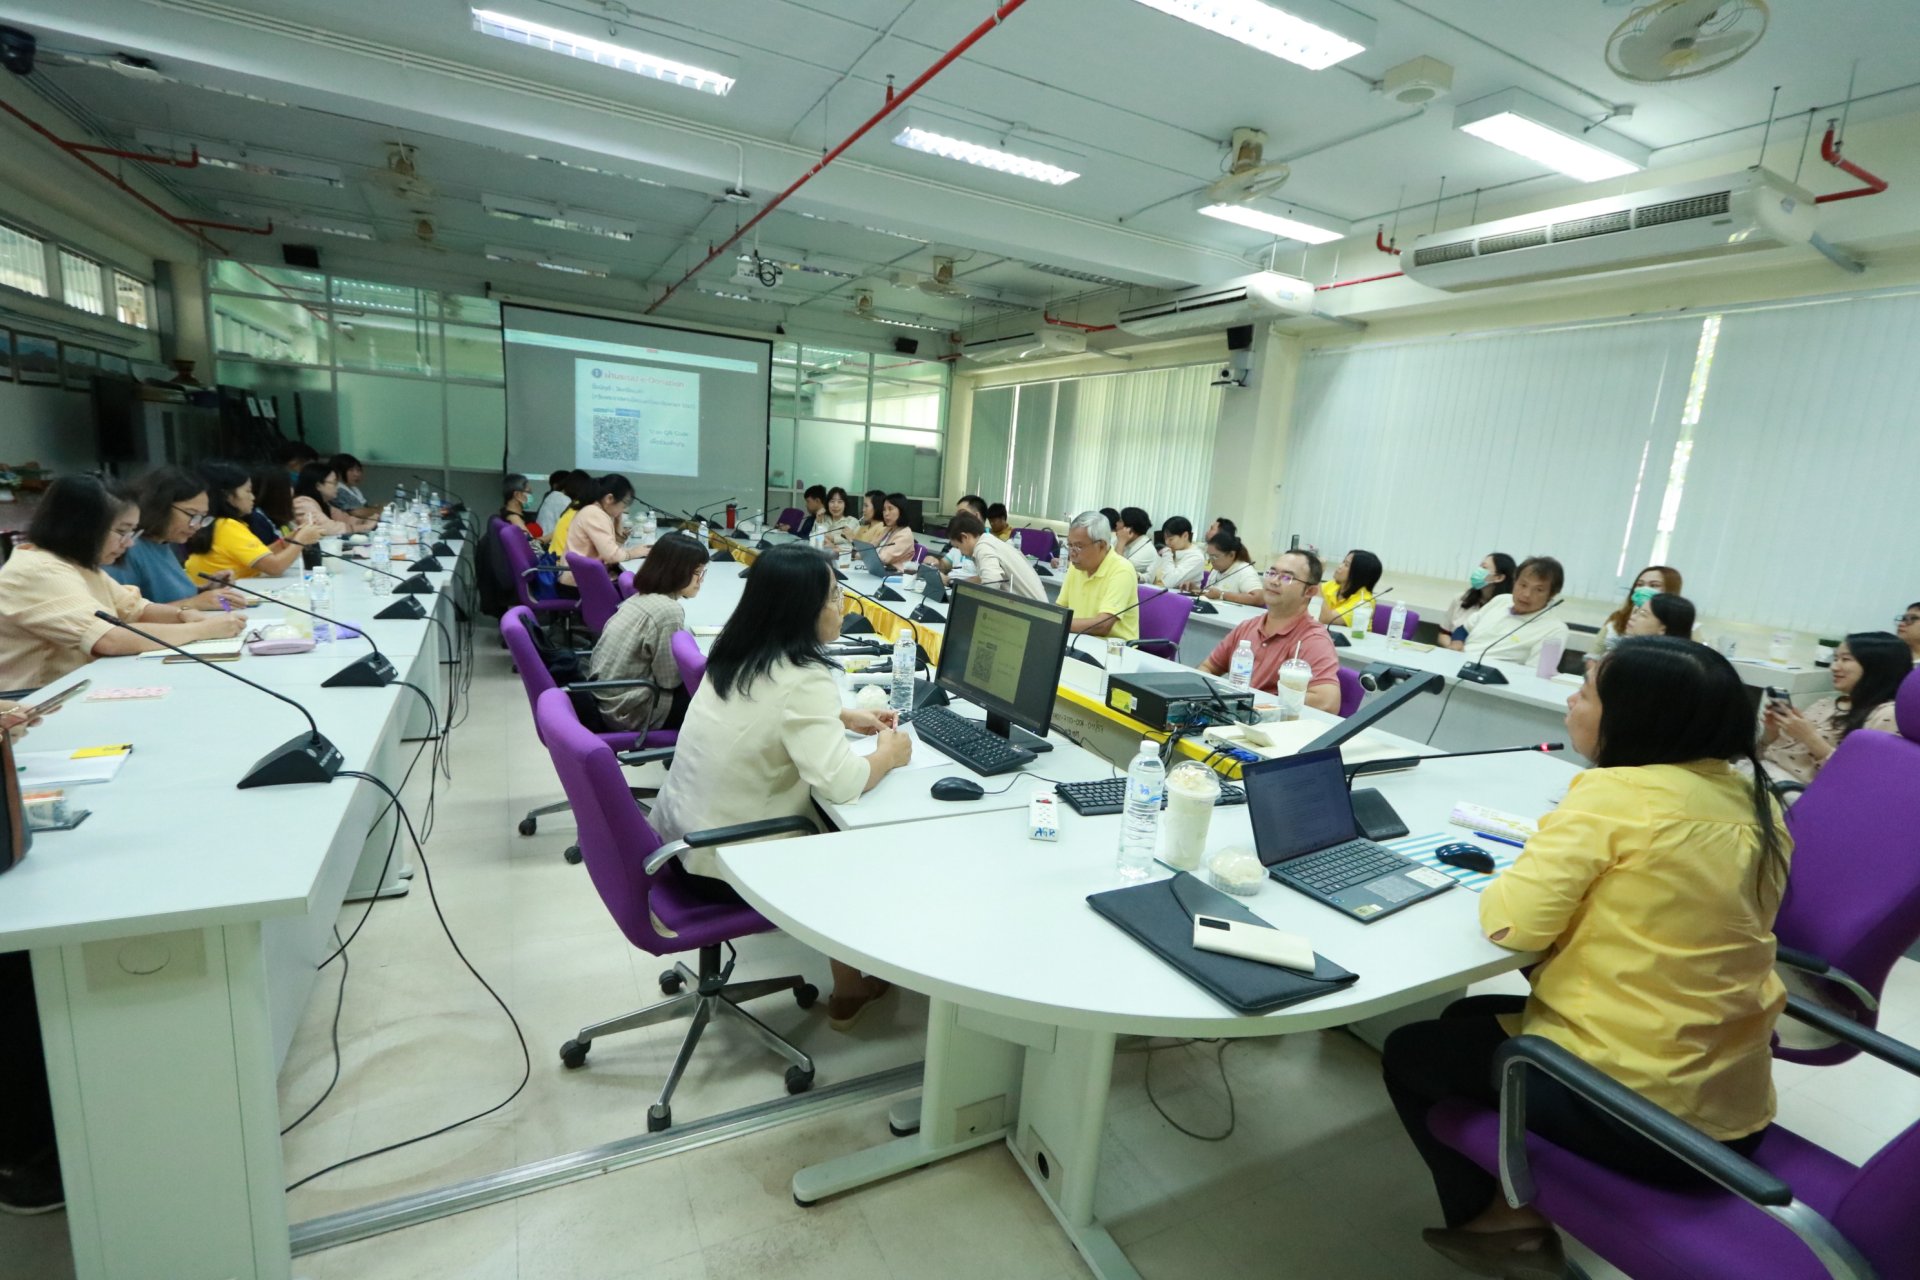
top-left (793, 1193), bottom-right (816, 1208)
top-left (648, 1104), bottom-right (671, 1132)
top-left (563, 845), bottom-right (582, 864)
top-left (559, 1039), bottom-right (590, 1069)
top-left (888, 1121), bottom-right (918, 1138)
top-left (518, 817), bottom-right (537, 836)
top-left (659, 970), bottom-right (685, 995)
top-left (794, 983), bottom-right (819, 1010)
top-left (785, 1066), bottom-right (815, 1095)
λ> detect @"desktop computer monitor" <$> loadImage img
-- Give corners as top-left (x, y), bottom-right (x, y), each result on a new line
top-left (936, 581), bottom-right (1071, 745)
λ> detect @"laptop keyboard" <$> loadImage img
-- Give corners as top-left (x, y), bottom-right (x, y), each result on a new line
top-left (1280, 839), bottom-right (1413, 895)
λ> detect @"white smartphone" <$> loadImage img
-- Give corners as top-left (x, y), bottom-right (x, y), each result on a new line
top-left (1191, 915), bottom-right (1317, 973)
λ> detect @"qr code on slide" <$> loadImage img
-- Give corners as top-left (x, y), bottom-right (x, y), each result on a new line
top-left (975, 640), bottom-right (999, 669)
top-left (592, 414), bottom-right (641, 462)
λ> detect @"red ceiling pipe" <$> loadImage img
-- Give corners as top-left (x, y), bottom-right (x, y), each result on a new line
top-left (68, 141), bottom-right (200, 169)
top-left (1316, 271), bottom-right (1403, 291)
top-left (177, 215), bottom-right (275, 235)
top-left (1375, 227), bottom-right (1400, 256)
top-left (1043, 310), bottom-right (1115, 332)
top-left (646, 0), bottom-right (1031, 314)
top-left (1814, 125), bottom-right (1887, 203)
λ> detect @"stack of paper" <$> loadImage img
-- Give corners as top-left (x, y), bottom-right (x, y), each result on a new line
top-left (15, 745), bottom-right (134, 787)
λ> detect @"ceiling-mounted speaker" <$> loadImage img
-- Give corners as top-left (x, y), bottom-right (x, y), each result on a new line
top-left (0, 26), bottom-right (35, 75)
top-left (892, 337), bottom-right (920, 355)
top-left (282, 244), bottom-right (321, 269)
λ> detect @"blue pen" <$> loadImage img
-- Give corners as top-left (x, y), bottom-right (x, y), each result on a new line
top-left (1476, 832), bottom-right (1526, 849)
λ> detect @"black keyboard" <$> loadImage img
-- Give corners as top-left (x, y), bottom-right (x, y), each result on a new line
top-left (1276, 839), bottom-right (1412, 895)
top-left (909, 706), bottom-right (1035, 777)
top-left (1054, 776), bottom-right (1247, 817)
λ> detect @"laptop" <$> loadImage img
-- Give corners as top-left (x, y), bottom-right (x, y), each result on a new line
top-left (1243, 747), bottom-right (1453, 923)
top-left (854, 539), bottom-right (895, 578)
top-left (917, 563), bottom-right (948, 603)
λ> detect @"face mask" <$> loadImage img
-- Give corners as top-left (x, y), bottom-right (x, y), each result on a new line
top-left (1468, 566), bottom-right (1489, 589)
top-left (1631, 586), bottom-right (1656, 608)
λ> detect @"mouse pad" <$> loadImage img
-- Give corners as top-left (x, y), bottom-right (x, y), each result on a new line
top-left (1389, 832), bottom-right (1515, 893)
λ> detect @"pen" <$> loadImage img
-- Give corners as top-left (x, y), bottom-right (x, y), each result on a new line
top-left (1474, 832), bottom-right (1527, 849)
top-left (218, 597), bottom-right (232, 612)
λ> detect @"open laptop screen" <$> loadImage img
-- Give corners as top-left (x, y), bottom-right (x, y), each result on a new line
top-left (1243, 748), bottom-right (1361, 867)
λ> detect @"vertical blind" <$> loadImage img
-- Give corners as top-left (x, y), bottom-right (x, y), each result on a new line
top-left (1281, 320), bottom-right (1700, 602)
top-left (1663, 292), bottom-right (1920, 633)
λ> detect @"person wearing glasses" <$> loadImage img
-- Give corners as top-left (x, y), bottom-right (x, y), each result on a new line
top-left (1194, 549), bottom-right (1341, 711)
top-left (650, 544), bottom-right (911, 1030)
top-left (184, 461), bottom-right (325, 582)
top-left (497, 473), bottom-right (541, 542)
top-left (1899, 603), bottom-right (1920, 665)
top-left (292, 462), bottom-right (378, 536)
top-left (1186, 530), bottom-right (1263, 605)
top-left (1058, 511), bottom-right (1140, 640)
top-left (584, 534), bottom-right (709, 733)
top-left (0, 476), bottom-right (247, 690)
top-left (105, 466), bottom-right (252, 611)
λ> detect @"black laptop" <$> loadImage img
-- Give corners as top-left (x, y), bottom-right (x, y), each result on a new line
top-left (853, 539), bottom-right (894, 578)
top-left (1243, 748), bottom-right (1453, 923)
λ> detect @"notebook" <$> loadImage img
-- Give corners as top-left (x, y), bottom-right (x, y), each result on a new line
top-left (15, 746), bottom-right (133, 788)
top-left (137, 636), bottom-right (246, 660)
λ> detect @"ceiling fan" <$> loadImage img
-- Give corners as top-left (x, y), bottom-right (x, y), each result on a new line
top-left (1204, 127), bottom-right (1291, 205)
top-left (1606, 0), bottom-right (1769, 83)
top-left (373, 142), bottom-right (436, 201)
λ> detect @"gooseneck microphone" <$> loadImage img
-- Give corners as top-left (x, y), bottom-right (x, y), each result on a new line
top-left (1345, 741), bottom-right (1567, 779)
top-left (93, 612), bottom-right (343, 788)
top-left (199, 574), bottom-right (396, 688)
top-left (317, 549), bottom-right (433, 615)
top-left (1458, 598), bottom-right (1565, 686)
top-left (1063, 587), bottom-right (1171, 667)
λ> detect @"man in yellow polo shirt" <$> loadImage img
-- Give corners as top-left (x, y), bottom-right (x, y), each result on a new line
top-left (1057, 511), bottom-right (1139, 641)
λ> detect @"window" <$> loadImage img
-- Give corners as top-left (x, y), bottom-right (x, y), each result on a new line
top-left (113, 272), bottom-right (150, 329)
top-left (766, 343), bottom-right (948, 508)
top-left (0, 222), bottom-right (48, 296)
top-left (59, 250), bottom-right (106, 315)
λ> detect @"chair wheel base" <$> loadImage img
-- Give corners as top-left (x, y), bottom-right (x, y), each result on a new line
top-left (794, 983), bottom-right (819, 1010)
top-left (888, 1121), bottom-right (916, 1138)
top-left (562, 845), bottom-right (582, 864)
top-left (785, 1066), bottom-right (814, 1096)
top-left (559, 1039), bottom-right (589, 1069)
top-left (518, 817), bottom-right (537, 836)
top-left (647, 1104), bottom-right (671, 1132)
top-left (659, 969), bottom-right (685, 995)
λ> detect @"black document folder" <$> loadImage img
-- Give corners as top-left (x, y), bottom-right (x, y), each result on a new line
top-left (1087, 873), bottom-right (1358, 1014)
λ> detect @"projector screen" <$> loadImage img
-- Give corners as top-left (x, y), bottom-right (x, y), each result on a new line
top-left (502, 304), bottom-right (771, 518)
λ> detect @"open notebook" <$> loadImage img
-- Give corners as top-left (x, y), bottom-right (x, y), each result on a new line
top-left (137, 636), bottom-right (247, 660)
top-left (1203, 718), bottom-right (1408, 766)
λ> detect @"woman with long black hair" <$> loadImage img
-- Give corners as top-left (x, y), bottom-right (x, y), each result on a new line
top-left (650, 544), bottom-right (911, 1029)
top-left (1439, 552), bottom-right (1516, 650)
top-left (1382, 637), bottom-right (1791, 1277)
top-left (1761, 631), bottom-right (1910, 783)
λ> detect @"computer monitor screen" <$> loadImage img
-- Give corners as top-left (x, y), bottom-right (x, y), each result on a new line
top-left (1243, 748), bottom-right (1360, 867)
top-left (936, 581), bottom-right (1071, 740)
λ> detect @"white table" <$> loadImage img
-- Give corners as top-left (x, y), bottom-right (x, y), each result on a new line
top-left (0, 533), bottom-right (473, 1280)
top-left (719, 733), bottom-right (1575, 1278)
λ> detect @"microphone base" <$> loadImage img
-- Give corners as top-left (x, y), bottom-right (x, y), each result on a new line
top-left (908, 604), bottom-right (944, 625)
top-left (431, 541), bottom-right (456, 556)
top-left (874, 586), bottom-right (905, 603)
top-left (409, 556), bottom-right (443, 573)
top-left (323, 653), bottom-right (398, 688)
top-left (1350, 787), bottom-right (1410, 841)
top-left (1456, 662), bottom-right (1509, 685)
top-left (394, 574), bottom-right (435, 595)
top-left (1033, 564), bottom-right (1052, 578)
top-left (376, 597), bottom-right (427, 620)
top-left (709, 548), bottom-right (736, 563)
top-left (1330, 631), bottom-right (1351, 647)
top-left (239, 732), bottom-right (344, 789)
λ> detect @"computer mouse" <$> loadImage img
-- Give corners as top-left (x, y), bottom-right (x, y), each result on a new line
top-left (1191, 599), bottom-right (1216, 614)
top-left (1435, 843), bottom-right (1497, 875)
top-left (930, 777), bottom-right (986, 802)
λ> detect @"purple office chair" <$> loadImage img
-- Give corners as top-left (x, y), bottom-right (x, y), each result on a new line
top-left (535, 688), bottom-right (817, 1130)
top-left (502, 606), bottom-right (676, 863)
top-left (1136, 587), bottom-right (1194, 659)
top-left (1426, 996), bottom-right (1920, 1280)
top-left (910, 541), bottom-right (929, 565)
top-left (1336, 666), bottom-right (1365, 716)
top-left (616, 571), bottom-right (636, 600)
top-left (498, 517), bottom-right (578, 631)
top-left (566, 552), bottom-right (623, 636)
top-left (773, 506), bottom-right (805, 531)
top-left (670, 630), bottom-right (707, 695)
top-left (1370, 605), bottom-right (1421, 637)
top-left (1015, 527), bottom-right (1057, 561)
top-left (1771, 670), bottom-right (1920, 1065)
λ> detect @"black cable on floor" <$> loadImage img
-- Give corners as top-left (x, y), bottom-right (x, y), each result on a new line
top-left (287, 770), bottom-right (530, 1193)
top-left (1425, 680), bottom-right (1460, 746)
top-left (1144, 1038), bottom-right (1239, 1142)
top-left (282, 927), bottom-right (348, 1137)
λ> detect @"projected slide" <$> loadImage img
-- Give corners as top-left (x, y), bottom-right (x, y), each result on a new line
top-left (576, 359), bottom-right (700, 476)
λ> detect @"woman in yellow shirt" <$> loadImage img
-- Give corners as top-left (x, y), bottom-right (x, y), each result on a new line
top-left (1319, 548), bottom-right (1380, 626)
top-left (1382, 636), bottom-right (1790, 1278)
top-left (182, 461), bottom-right (323, 582)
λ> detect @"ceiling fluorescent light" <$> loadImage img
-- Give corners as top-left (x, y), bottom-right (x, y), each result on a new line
top-left (1455, 89), bottom-right (1647, 183)
top-left (484, 245), bottom-right (609, 277)
top-left (136, 129), bottom-right (342, 186)
top-left (470, 8), bottom-right (736, 95)
top-left (1131, 0), bottom-right (1372, 70)
top-left (891, 111), bottom-right (1080, 186)
top-left (1197, 202), bottom-right (1344, 243)
top-left (482, 193), bottom-right (636, 240)
top-left (220, 203), bottom-right (376, 240)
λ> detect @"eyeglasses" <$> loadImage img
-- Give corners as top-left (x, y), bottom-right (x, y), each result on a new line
top-left (1898, 614), bottom-right (1920, 626)
top-left (1263, 569), bottom-right (1311, 586)
top-left (171, 504), bottom-right (213, 530)
top-left (112, 526), bottom-right (142, 543)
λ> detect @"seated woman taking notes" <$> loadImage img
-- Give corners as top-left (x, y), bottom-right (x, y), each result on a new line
top-left (1382, 637), bottom-right (1790, 1278)
top-left (650, 544), bottom-right (911, 1030)
top-left (1187, 531), bottom-right (1261, 604)
top-left (584, 534), bottom-right (708, 733)
top-left (0, 476), bottom-right (247, 690)
top-left (182, 461), bottom-right (324, 583)
top-left (292, 462), bottom-right (377, 536)
top-left (106, 466), bottom-right (251, 612)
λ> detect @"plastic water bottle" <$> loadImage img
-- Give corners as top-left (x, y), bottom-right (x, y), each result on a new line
top-left (368, 533), bottom-right (389, 586)
top-left (1117, 741), bottom-right (1165, 882)
top-left (889, 631), bottom-right (916, 714)
top-left (308, 567), bottom-right (332, 642)
top-left (1387, 602), bottom-right (1408, 649)
top-left (698, 519), bottom-right (710, 547)
top-left (1228, 639), bottom-right (1255, 690)
top-left (393, 483), bottom-right (407, 506)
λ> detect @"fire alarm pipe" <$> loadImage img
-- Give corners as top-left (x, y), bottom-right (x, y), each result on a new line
top-left (68, 141), bottom-right (200, 169)
top-left (1316, 271), bottom-right (1403, 291)
top-left (1043, 310), bottom-right (1115, 332)
top-left (1813, 124), bottom-right (1887, 203)
top-left (1375, 228), bottom-right (1400, 256)
top-left (177, 215), bottom-right (275, 235)
top-left (645, 0), bottom-right (1030, 314)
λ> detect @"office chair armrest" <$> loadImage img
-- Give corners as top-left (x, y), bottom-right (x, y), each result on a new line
top-left (1494, 1036), bottom-right (1792, 1209)
top-left (1776, 948), bottom-right (1879, 1012)
top-left (1770, 779), bottom-right (1807, 802)
top-left (640, 815), bottom-right (819, 876)
top-left (567, 678), bottom-right (670, 694)
top-left (1781, 994), bottom-right (1920, 1075)
top-left (616, 747), bottom-right (678, 769)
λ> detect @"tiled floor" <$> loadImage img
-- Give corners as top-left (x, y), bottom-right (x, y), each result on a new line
top-left (5, 627), bottom-right (1918, 1279)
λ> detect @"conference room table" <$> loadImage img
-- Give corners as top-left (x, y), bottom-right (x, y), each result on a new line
top-left (0, 531), bottom-right (474, 1280)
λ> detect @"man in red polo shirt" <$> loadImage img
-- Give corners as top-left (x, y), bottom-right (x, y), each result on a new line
top-left (1197, 547), bottom-right (1342, 713)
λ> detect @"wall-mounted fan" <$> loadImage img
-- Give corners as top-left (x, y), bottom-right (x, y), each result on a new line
top-left (1606, 0), bottom-right (1768, 83)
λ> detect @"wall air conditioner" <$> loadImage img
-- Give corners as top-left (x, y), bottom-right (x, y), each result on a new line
top-left (1403, 169), bottom-right (1818, 292)
top-left (1116, 272), bottom-right (1314, 337)
top-left (960, 328), bottom-right (1087, 364)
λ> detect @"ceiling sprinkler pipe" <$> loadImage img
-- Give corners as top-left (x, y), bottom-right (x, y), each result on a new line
top-left (1813, 124), bottom-right (1887, 203)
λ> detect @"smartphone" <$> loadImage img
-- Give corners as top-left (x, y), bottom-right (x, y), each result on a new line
top-left (1766, 687), bottom-right (1793, 707)
top-left (24, 678), bottom-right (91, 716)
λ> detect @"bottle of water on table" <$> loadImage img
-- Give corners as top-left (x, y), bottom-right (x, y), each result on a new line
top-left (1228, 638), bottom-right (1255, 690)
top-left (308, 566), bottom-right (333, 642)
top-left (889, 631), bottom-right (916, 714)
top-left (1117, 740), bottom-right (1165, 882)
